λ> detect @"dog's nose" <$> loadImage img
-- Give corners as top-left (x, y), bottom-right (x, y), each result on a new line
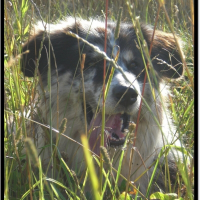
top-left (113, 86), bottom-right (138, 107)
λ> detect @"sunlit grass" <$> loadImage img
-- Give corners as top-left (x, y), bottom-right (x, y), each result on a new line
top-left (4, 0), bottom-right (194, 199)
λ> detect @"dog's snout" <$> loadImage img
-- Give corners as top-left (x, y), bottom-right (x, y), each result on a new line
top-left (113, 86), bottom-right (138, 107)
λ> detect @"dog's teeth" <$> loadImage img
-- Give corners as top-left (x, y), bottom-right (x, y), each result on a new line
top-left (120, 120), bottom-right (123, 130)
top-left (124, 129), bottom-right (129, 133)
top-left (105, 130), bottom-right (111, 137)
top-left (122, 146), bottom-right (127, 151)
top-left (122, 129), bottom-right (129, 136)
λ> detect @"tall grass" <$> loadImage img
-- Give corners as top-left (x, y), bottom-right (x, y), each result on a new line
top-left (4, 0), bottom-right (194, 199)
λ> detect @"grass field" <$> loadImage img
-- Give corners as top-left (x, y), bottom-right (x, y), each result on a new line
top-left (4, 0), bottom-right (194, 199)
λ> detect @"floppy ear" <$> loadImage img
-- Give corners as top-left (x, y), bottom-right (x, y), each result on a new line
top-left (142, 26), bottom-right (184, 79)
top-left (21, 30), bottom-right (49, 77)
top-left (21, 26), bottom-right (80, 77)
top-left (21, 29), bottom-right (45, 77)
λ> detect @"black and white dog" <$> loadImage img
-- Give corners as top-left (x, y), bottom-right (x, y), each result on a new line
top-left (21, 17), bottom-right (185, 194)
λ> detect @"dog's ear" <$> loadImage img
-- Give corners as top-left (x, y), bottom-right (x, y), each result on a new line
top-left (21, 25), bottom-right (80, 77)
top-left (142, 26), bottom-right (184, 79)
top-left (21, 29), bottom-right (48, 77)
top-left (21, 28), bottom-right (52, 77)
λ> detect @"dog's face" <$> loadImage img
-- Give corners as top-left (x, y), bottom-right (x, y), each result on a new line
top-left (22, 18), bottom-right (183, 155)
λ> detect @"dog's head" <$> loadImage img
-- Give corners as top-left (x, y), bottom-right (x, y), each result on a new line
top-left (21, 17), bottom-right (184, 155)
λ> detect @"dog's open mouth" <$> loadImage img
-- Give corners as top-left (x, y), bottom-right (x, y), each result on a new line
top-left (85, 104), bottom-right (130, 156)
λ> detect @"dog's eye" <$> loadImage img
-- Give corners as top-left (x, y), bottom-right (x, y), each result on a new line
top-left (129, 62), bottom-right (136, 67)
top-left (128, 61), bottom-right (138, 70)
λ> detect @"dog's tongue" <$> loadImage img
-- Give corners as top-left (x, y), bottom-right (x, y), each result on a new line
top-left (88, 113), bottom-right (125, 156)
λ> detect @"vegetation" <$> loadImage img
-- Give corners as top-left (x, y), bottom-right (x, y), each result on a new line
top-left (4, 0), bottom-right (194, 199)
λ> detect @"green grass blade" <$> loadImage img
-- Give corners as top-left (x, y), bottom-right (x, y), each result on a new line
top-left (39, 158), bottom-right (44, 200)
top-left (81, 135), bottom-right (100, 200)
top-left (183, 99), bottom-right (194, 118)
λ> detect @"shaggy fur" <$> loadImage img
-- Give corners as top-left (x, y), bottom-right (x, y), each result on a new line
top-left (21, 17), bottom-right (185, 195)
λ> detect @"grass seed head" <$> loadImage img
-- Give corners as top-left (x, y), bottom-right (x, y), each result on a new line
top-left (100, 146), bottom-right (112, 171)
top-left (59, 118), bottom-right (67, 134)
top-left (71, 170), bottom-right (79, 185)
top-left (24, 138), bottom-right (39, 167)
top-left (16, 127), bottom-right (22, 141)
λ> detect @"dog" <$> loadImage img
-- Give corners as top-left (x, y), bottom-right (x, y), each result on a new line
top-left (21, 17), bottom-right (186, 196)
